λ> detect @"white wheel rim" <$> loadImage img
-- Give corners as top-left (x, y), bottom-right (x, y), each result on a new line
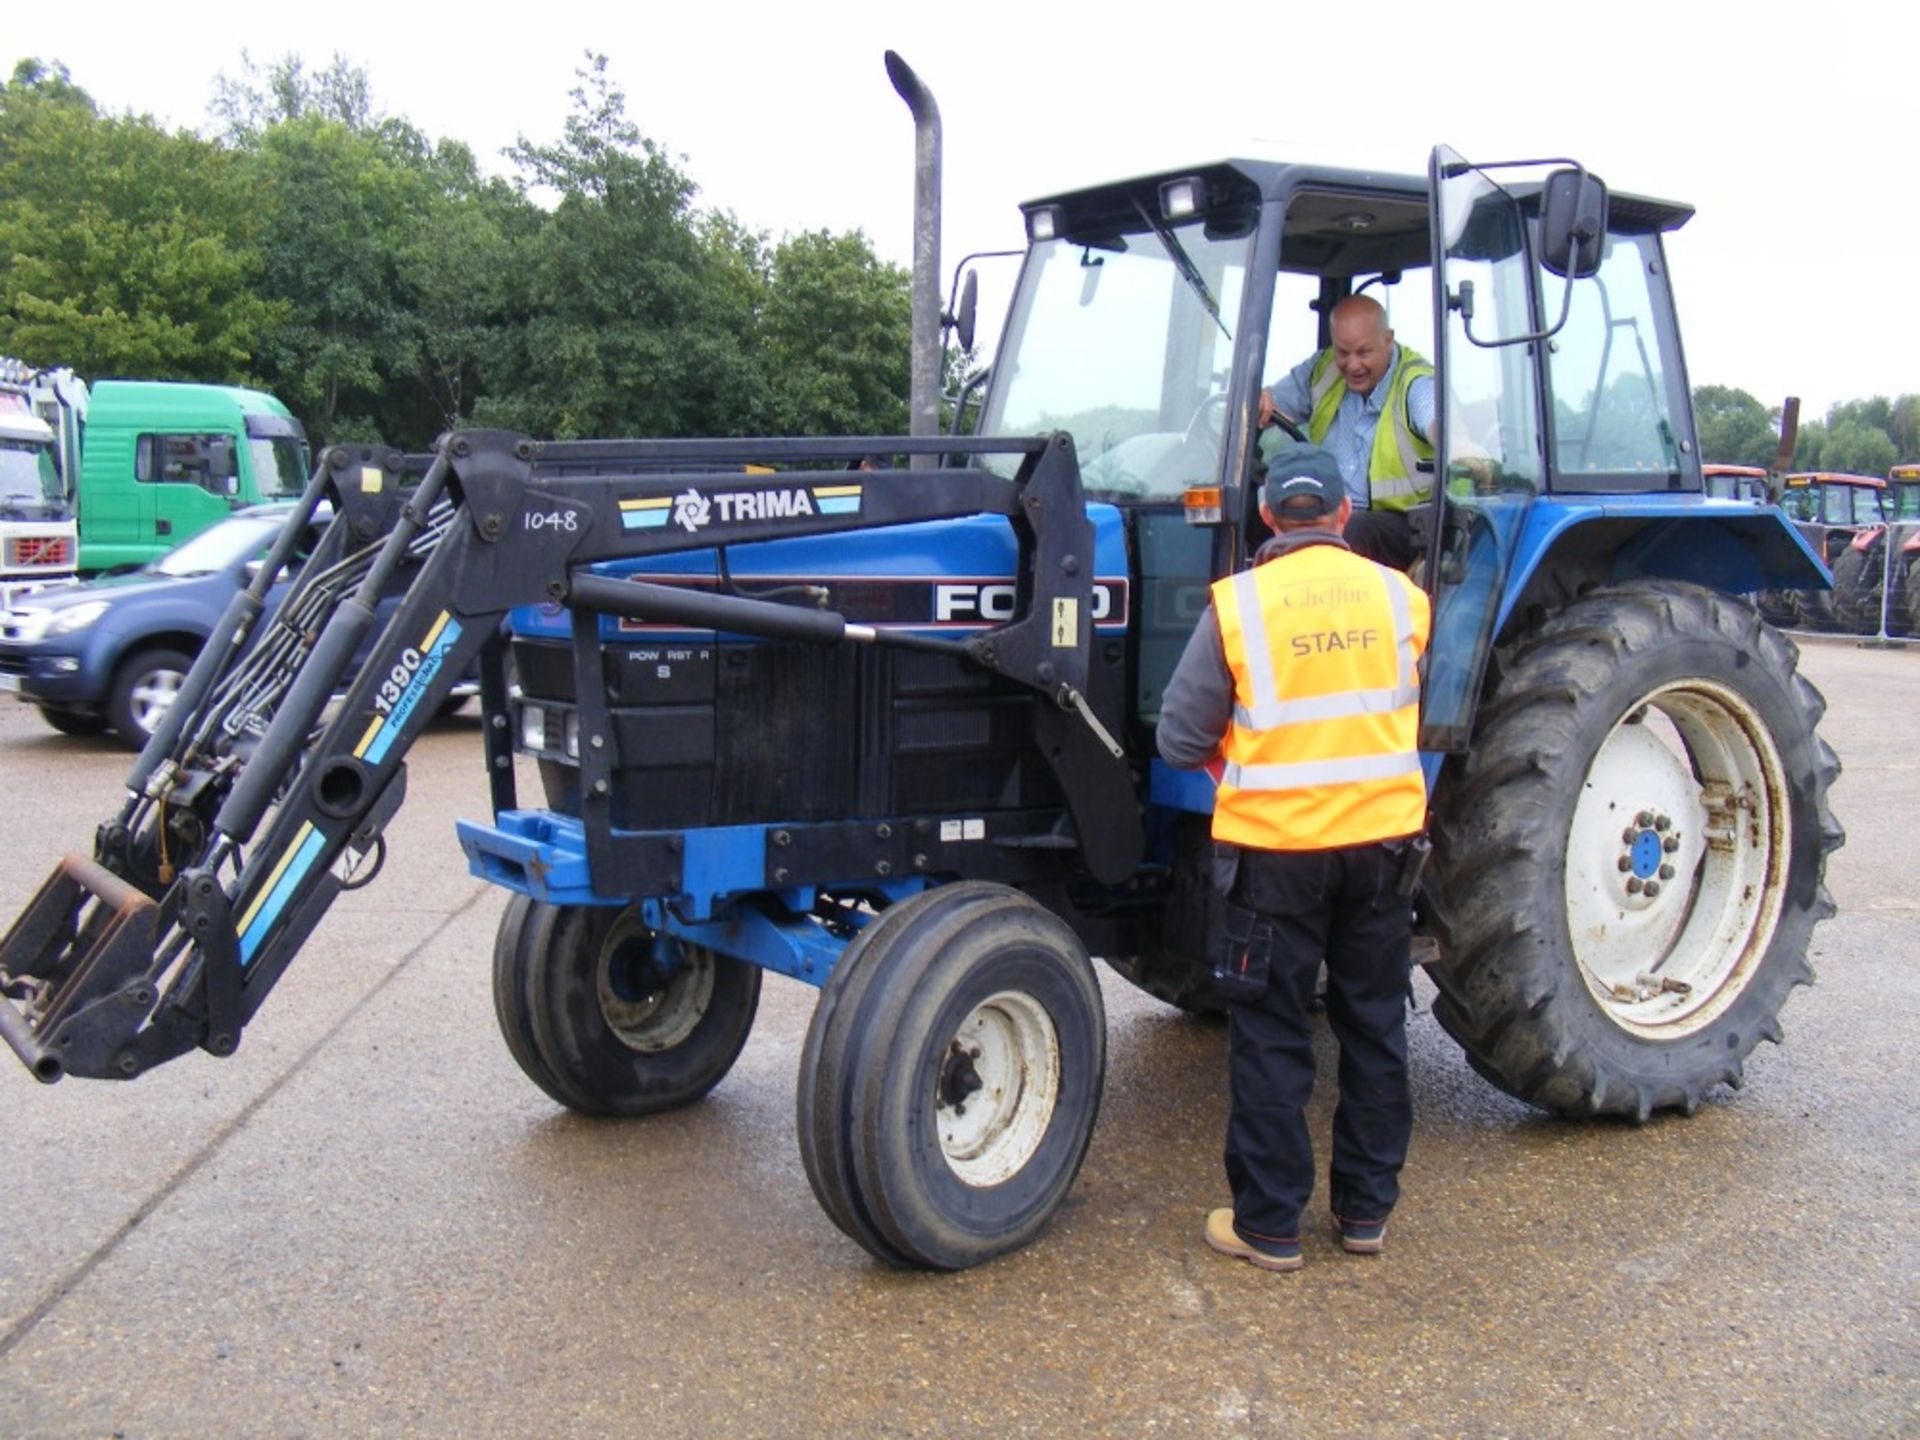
top-left (595, 910), bottom-right (714, 1053)
top-left (130, 666), bottom-right (185, 734)
top-left (1565, 679), bottom-right (1788, 1038)
top-left (936, 989), bottom-right (1060, 1188)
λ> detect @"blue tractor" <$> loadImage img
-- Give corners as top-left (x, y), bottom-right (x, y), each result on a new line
top-left (0, 143), bottom-right (1840, 1271)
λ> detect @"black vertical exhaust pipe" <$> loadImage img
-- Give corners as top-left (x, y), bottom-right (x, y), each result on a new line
top-left (886, 50), bottom-right (941, 471)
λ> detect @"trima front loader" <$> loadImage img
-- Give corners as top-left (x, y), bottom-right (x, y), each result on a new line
top-left (0, 143), bottom-right (1840, 1270)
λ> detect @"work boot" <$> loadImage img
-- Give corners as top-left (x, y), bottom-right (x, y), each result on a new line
top-left (1334, 1214), bottom-right (1387, 1255)
top-left (1204, 1208), bottom-right (1303, 1272)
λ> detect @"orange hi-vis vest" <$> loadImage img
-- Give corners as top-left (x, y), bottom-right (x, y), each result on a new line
top-left (1211, 543), bottom-right (1431, 851)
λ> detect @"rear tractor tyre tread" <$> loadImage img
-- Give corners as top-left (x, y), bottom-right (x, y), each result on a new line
top-left (1423, 581), bottom-right (1841, 1120)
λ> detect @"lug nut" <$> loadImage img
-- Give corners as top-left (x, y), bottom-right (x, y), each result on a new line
top-left (1636, 811), bottom-right (1654, 828)
top-left (1644, 881), bottom-right (1662, 897)
top-left (1617, 856), bottom-right (1632, 872)
top-left (1654, 814), bottom-right (1671, 832)
top-left (1663, 835), bottom-right (1680, 853)
top-left (1626, 877), bottom-right (1644, 894)
top-left (1659, 864), bottom-right (1674, 881)
top-left (1622, 828), bottom-right (1637, 845)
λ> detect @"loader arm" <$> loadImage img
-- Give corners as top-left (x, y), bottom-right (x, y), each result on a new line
top-left (0, 429), bottom-right (1138, 1082)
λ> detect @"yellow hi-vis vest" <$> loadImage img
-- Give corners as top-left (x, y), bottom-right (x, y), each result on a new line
top-left (1307, 344), bottom-right (1436, 513)
top-left (1211, 544), bottom-right (1431, 851)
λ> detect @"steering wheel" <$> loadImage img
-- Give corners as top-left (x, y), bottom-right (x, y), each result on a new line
top-left (1182, 394), bottom-right (1313, 451)
top-left (1261, 408), bottom-right (1310, 445)
top-left (1181, 391), bottom-right (1232, 449)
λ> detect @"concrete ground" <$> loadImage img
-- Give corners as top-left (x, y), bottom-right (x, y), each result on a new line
top-left (0, 637), bottom-right (1912, 1438)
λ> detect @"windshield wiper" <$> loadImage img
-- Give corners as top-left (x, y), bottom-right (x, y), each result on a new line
top-left (1131, 198), bottom-right (1230, 342)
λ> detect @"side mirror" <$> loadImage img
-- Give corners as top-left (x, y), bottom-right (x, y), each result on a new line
top-left (954, 270), bottom-right (978, 354)
top-left (206, 435), bottom-right (238, 486)
top-left (1539, 168), bottom-right (1608, 279)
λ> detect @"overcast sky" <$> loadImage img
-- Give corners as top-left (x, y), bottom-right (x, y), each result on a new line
top-left (8, 1), bottom-right (1912, 424)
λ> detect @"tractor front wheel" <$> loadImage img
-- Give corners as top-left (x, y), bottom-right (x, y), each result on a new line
top-left (797, 882), bottom-right (1105, 1269)
top-left (492, 896), bottom-right (761, 1115)
top-left (1424, 581), bottom-right (1842, 1119)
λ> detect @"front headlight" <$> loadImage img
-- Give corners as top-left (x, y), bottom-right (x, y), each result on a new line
top-left (1, 608), bottom-right (54, 642)
top-left (46, 600), bottom-right (110, 635)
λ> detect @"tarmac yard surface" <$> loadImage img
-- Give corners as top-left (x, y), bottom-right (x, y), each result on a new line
top-left (0, 638), bottom-right (1913, 1438)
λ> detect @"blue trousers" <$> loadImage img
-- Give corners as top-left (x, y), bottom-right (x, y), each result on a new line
top-left (1223, 841), bottom-right (1413, 1246)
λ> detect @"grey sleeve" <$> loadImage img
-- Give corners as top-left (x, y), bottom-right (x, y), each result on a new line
top-left (1154, 605), bottom-right (1235, 769)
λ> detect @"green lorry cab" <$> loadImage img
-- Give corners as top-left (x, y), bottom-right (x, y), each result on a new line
top-left (76, 382), bottom-right (309, 573)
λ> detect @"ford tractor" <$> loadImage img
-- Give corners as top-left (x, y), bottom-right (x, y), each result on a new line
top-left (0, 117), bottom-right (1840, 1269)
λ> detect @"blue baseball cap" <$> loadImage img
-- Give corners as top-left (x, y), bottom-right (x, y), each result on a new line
top-left (1263, 447), bottom-right (1346, 517)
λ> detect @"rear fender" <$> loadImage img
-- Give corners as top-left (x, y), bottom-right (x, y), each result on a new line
top-left (1499, 499), bottom-right (1831, 640)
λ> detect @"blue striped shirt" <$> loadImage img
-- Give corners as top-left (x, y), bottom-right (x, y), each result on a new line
top-left (1269, 348), bottom-right (1435, 508)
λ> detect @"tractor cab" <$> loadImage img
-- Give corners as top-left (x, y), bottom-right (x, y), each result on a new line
top-left (977, 149), bottom-right (1823, 751)
top-left (1886, 463), bottom-right (1920, 522)
top-left (1776, 470), bottom-right (1887, 559)
top-left (1702, 464), bottom-right (1771, 504)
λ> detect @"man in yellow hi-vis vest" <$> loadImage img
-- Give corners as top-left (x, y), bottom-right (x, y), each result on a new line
top-left (1157, 446), bottom-right (1431, 1272)
top-left (1258, 295), bottom-right (1435, 570)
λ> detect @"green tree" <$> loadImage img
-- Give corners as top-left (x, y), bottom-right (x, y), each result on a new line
top-left (210, 50), bottom-right (383, 142)
top-left (0, 59), bottom-right (276, 379)
top-left (471, 53), bottom-right (762, 440)
top-left (1819, 417), bottom-right (1897, 476)
top-left (398, 143), bottom-right (526, 441)
top-left (214, 54), bottom-right (533, 447)
top-left (761, 229), bottom-right (910, 436)
top-left (1693, 385), bottom-right (1780, 468)
top-left (1890, 395), bottom-right (1920, 462)
top-left (245, 114), bottom-right (428, 440)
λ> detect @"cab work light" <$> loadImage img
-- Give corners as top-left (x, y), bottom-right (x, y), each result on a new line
top-left (1159, 176), bottom-right (1205, 221)
top-left (1025, 205), bottom-right (1065, 243)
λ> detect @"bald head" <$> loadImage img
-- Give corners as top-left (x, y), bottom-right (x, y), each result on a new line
top-left (1328, 295), bottom-right (1396, 398)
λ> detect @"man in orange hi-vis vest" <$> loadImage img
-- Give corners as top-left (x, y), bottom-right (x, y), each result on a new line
top-left (1157, 446), bottom-right (1431, 1272)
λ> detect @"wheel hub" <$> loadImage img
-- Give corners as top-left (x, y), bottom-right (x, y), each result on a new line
top-left (936, 990), bottom-right (1060, 1188)
top-left (938, 1041), bottom-right (986, 1114)
top-left (595, 912), bottom-right (712, 1054)
top-left (1614, 809), bottom-right (1681, 902)
top-left (1566, 681), bottom-right (1788, 1037)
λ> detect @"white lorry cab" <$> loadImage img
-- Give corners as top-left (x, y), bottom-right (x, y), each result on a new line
top-left (0, 409), bottom-right (78, 607)
top-left (0, 360), bottom-right (82, 607)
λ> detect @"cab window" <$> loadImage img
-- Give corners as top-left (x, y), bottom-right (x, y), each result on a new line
top-left (1543, 233), bottom-right (1684, 479)
top-left (137, 433), bottom-right (237, 495)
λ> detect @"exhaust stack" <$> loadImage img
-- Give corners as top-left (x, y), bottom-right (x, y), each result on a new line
top-left (886, 51), bottom-right (941, 468)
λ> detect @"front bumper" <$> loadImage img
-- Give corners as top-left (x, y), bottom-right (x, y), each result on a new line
top-left (0, 641), bottom-right (102, 708)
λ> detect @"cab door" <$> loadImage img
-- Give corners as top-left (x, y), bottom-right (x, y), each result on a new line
top-left (1418, 145), bottom-right (1548, 751)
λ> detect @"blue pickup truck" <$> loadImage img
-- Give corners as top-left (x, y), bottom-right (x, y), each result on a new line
top-left (0, 506), bottom-right (477, 745)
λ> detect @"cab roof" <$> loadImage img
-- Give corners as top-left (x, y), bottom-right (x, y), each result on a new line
top-left (1019, 158), bottom-right (1694, 280)
top-left (1782, 471), bottom-right (1885, 489)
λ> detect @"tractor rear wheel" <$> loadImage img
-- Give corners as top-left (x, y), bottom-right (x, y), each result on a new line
top-left (1829, 542), bottom-right (1885, 634)
top-left (492, 898), bottom-right (760, 1115)
top-left (797, 882), bottom-right (1105, 1269)
top-left (1424, 580), bottom-right (1842, 1119)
